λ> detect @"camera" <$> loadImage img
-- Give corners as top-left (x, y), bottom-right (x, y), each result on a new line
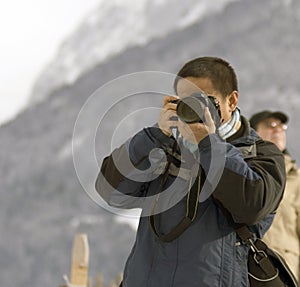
top-left (172, 92), bottom-right (221, 127)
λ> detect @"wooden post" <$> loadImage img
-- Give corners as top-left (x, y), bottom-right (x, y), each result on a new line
top-left (70, 233), bottom-right (89, 287)
top-left (95, 272), bottom-right (103, 287)
top-left (87, 277), bottom-right (93, 287)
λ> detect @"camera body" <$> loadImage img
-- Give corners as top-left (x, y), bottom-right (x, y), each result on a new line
top-left (172, 92), bottom-right (221, 128)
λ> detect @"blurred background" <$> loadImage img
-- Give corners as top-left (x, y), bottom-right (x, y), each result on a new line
top-left (1, 0), bottom-right (299, 286)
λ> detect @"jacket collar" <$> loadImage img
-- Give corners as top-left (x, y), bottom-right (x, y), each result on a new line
top-left (227, 115), bottom-right (259, 146)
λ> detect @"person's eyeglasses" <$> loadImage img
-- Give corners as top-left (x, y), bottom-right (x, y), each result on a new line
top-left (265, 121), bottom-right (288, 130)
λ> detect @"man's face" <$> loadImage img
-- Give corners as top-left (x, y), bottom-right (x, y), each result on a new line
top-left (255, 117), bottom-right (287, 151)
top-left (176, 77), bottom-right (238, 124)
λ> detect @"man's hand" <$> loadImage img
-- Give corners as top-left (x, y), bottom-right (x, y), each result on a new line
top-left (158, 96), bottom-right (179, 137)
top-left (178, 107), bottom-right (216, 144)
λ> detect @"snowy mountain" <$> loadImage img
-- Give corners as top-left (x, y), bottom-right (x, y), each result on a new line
top-left (1, 0), bottom-right (300, 286)
top-left (30, 0), bottom-right (238, 103)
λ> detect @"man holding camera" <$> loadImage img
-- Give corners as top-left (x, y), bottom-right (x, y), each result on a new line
top-left (96, 57), bottom-right (285, 286)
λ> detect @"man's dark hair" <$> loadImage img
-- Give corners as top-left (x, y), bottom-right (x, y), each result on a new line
top-left (173, 57), bottom-right (238, 98)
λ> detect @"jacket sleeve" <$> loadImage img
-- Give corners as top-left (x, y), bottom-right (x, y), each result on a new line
top-left (95, 126), bottom-right (172, 208)
top-left (198, 134), bottom-right (286, 225)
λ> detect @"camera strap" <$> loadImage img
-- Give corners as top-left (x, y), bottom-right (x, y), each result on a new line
top-left (149, 175), bottom-right (201, 242)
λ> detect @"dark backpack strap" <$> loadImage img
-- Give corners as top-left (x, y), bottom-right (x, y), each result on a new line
top-left (149, 176), bottom-right (201, 242)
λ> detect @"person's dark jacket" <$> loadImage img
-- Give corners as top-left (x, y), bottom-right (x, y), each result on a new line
top-left (96, 116), bottom-right (285, 287)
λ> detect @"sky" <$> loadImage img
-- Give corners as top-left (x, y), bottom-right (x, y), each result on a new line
top-left (0, 0), bottom-right (103, 125)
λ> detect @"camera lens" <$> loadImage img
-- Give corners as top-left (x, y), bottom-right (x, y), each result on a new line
top-left (176, 96), bottom-right (206, 123)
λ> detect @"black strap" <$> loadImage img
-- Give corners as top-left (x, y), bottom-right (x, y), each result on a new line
top-left (149, 216), bottom-right (192, 243)
top-left (234, 226), bottom-right (279, 278)
top-left (214, 200), bottom-right (280, 279)
top-left (214, 199), bottom-right (256, 243)
top-left (149, 176), bottom-right (201, 242)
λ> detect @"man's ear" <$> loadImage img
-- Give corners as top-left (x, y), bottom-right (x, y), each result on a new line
top-left (228, 91), bottom-right (238, 111)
